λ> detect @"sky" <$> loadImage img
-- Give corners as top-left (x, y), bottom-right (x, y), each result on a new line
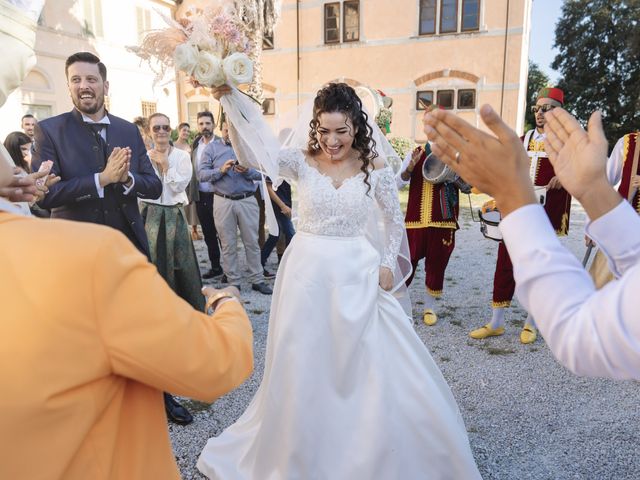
top-left (529, 0), bottom-right (564, 83)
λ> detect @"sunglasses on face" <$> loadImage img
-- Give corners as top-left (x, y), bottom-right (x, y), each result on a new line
top-left (531, 104), bottom-right (556, 114)
top-left (152, 124), bottom-right (171, 132)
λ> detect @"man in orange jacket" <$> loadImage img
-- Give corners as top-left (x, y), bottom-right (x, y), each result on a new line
top-left (0, 155), bottom-right (254, 479)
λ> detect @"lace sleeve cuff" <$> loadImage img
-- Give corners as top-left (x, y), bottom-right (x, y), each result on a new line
top-left (374, 167), bottom-right (404, 268)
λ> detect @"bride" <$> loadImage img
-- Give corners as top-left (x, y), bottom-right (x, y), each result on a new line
top-left (197, 83), bottom-right (480, 479)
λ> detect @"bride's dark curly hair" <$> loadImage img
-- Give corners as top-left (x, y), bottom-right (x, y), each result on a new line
top-left (308, 83), bottom-right (378, 192)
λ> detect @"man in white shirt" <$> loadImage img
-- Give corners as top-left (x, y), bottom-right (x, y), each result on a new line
top-left (422, 103), bottom-right (640, 380)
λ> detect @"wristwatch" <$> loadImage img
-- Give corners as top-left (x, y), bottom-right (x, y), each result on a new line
top-left (205, 291), bottom-right (238, 314)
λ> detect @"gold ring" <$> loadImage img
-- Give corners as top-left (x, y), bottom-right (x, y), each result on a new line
top-left (455, 151), bottom-right (461, 163)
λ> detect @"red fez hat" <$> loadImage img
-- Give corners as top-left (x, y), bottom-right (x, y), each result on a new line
top-left (537, 87), bottom-right (564, 105)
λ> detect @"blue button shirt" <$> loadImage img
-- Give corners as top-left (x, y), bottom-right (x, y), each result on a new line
top-left (198, 138), bottom-right (261, 196)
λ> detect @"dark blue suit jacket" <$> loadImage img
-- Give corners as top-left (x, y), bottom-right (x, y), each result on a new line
top-left (31, 109), bottom-right (162, 255)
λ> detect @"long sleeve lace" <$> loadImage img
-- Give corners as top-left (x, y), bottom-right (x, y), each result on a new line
top-left (373, 167), bottom-right (405, 269)
top-left (227, 123), bottom-right (302, 183)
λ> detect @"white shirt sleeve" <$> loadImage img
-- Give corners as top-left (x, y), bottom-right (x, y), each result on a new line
top-left (606, 137), bottom-right (625, 188)
top-left (395, 151), bottom-right (413, 189)
top-left (162, 150), bottom-right (192, 196)
top-left (94, 173), bottom-right (135, 198)
top-left (499, 203), bottom-right (640, 380)
top-left (94, 173), bottom-right (104, 198)
top-left (121, 173), bottom-right (135, 195)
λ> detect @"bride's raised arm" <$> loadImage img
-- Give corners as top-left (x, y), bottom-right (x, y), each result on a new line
top-left (213, 85), bottom-right (302, 182)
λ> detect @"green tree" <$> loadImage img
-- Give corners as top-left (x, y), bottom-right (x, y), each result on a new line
top-left (552, 0), bottom-right (640, 145)
top-left (524, 61), bottom-right (551, 131)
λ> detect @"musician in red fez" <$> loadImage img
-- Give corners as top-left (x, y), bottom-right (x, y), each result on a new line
top-left (397, 108), bottom-right (460, 326)
top-left (470, 87), bottom-right (572, 344)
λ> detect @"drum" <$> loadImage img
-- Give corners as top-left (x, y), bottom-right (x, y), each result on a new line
top-left (478, 209), bottom-right (503, 241)
top-left (422, 152), bottom-right (458, 184)
top-left (534, 186), bottom-right (547, 206)
top-left (478, 199), bottom-right (501, 241)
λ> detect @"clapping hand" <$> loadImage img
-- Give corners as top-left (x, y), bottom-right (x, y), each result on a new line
top-left (117, 147), bottom-right (132, 184)
top-left (99, 147), bottom-right (130, 187)
top-left (33, 171), bottom-right (61, 201)
top-left (543, 109), bottom-right (622, 220)
top-left (543, 109), bottom-right (609, 201)
top-left (148, 148), bottom-right (169, 175)
top-left (0, 168), bottom-right (59, 203)
top-left (422, 104), bottom-right (536, 216)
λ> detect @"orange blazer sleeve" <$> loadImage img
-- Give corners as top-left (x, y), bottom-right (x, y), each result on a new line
top-left (92, 230), bottom-right (254, 402)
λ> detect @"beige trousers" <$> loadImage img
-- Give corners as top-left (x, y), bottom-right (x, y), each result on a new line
top-left (213, 195), bottom-right (263, 285)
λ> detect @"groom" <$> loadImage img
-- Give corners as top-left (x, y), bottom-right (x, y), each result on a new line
top-left (31, 51), bottom-right (161, 255)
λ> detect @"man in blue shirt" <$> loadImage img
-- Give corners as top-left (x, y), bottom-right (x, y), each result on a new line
top-left (199, 120), bottom-right (272, 295)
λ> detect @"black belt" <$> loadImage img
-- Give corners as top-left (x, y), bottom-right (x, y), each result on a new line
top-left (214, 191), bottom-right (254, 201)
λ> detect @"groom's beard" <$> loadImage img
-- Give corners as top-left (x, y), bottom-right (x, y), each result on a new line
top-left (201, 129), bottom-right (213, 138)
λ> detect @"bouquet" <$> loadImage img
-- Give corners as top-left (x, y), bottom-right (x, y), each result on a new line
top-left (128, 5), bottom-right (256, 88)
top-left (388, 136), bottom-right (416, 160)
top-left (375, 108), bottom-right (392, 134)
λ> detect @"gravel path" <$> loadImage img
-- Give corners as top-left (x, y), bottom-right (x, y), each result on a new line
top-left (171, 198), bottom-right (640, 479)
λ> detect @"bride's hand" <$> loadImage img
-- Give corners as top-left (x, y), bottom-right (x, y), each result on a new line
top-left (379, 267), bottom-right (394, 291)
top-left (211, 85), bottom-right (232, 101)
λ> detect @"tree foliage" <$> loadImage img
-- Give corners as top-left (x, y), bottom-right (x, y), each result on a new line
top-left (552, 0), bottom-right (640, 145)
top-left (524, 61), bottom-right (550, 131)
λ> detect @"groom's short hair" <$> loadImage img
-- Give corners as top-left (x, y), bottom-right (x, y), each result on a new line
top-left (65, 52), bottom-right (107, 81)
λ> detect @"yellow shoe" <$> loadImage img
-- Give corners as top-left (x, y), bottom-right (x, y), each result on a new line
top-left (520, 324), bottom-right (537, 344)
top-left (423, 309), bottom-right (438, 326)
top-left (469, 323), bottom-right (505, 339)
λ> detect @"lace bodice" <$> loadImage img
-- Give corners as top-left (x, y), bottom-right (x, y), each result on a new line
top-left (278, 149), bottom-right (404, 269)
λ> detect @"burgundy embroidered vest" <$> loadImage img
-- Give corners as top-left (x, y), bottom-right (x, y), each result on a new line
top-left (618, 133), bottom-right (640, 213)
top-left (405, 149), bottom-right (458, 229)
top-left (523, 130), bottom-right (571, 235)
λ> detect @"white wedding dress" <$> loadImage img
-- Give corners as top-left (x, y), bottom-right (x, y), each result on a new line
top-left (196, 148), bottom-right (481, 479)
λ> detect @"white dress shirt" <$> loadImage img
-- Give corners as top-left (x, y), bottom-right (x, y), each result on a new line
top-left (500, 201), bottom-right (640, 379)
top-left (143, 147), bottom-right (192, 206)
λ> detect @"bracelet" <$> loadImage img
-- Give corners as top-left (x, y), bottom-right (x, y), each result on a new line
top-left (205, 292), bottom-right (238, 314)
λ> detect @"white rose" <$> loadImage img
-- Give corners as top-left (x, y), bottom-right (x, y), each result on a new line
top-left (222, 52), bottom-right (254, 85)
top-left (173, 43), bottom-right (199, 76)
top-left (192, 51), bottom-right (225, 87)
